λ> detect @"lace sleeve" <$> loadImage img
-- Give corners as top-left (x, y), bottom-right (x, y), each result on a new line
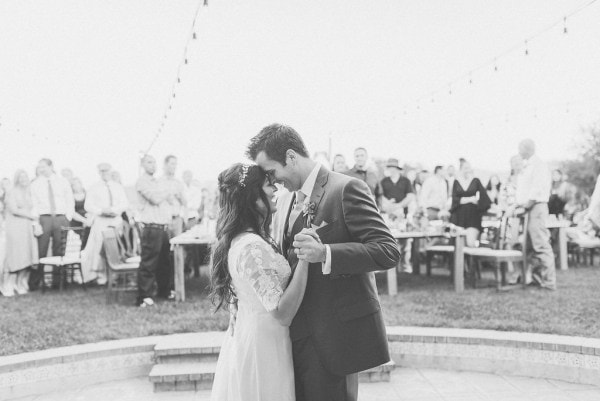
top-left (238, 240), bottom-right (284, 312)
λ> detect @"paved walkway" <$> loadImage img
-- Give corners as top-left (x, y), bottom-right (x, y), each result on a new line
top-left (14, 367), bottom-right (600, 401)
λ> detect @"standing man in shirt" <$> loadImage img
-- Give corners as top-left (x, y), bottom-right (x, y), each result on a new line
top-left (136, 155), bottom-right (173, 307)
top-left (182, 170), bottom-right (203, 277)
top-left (30, 158), bottom-right (75, 288)
top-left (419, 166), bottom-right (449, 220)
top-left (380, 158), bottom-right (416, 272)
top-left (345, 147), bottom-right (382, 207)
top-left (511, 139), bottom-right (556, 290)
top-left (82, 163), bottom-right (129, 285)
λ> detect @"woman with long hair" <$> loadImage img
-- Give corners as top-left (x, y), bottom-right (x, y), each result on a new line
top-left (450, 159), bottom-right (491, 247)
top-left (486, 174), bottom-right (502, 205)
top-left (209, 163), bottom-right (312, 401)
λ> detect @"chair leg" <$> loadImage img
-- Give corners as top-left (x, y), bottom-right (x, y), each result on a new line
top-left (520, 261), bottom-right (527, 289)
top-left (426, 252), bottom-right (432, 276)
top-left (78, 265), bottom-right (86, 290)
top-left (494, 262), bottom-right (501, 290)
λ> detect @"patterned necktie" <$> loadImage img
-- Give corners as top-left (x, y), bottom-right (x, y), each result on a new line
top-left (287, 191), bottom-right (306, 237)
top-left (47, 179), bottom-right (57, 215)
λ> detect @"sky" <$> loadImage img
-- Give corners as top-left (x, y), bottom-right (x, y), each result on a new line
top-left (1, 0), bottom-right (600, 186)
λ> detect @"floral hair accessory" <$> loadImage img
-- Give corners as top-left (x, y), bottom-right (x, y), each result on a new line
top-left (238, 164), bottom-right (250, 188)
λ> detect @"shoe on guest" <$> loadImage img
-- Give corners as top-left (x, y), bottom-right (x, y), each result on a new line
top-left (532, 272), bottom-right (543, 286)
top-left (139, 297), bottom-right (155, 308)
top-left (167, 290), bottom-right (176, 301)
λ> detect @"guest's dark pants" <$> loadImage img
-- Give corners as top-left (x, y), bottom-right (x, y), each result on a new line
top-left (30, 215), bottom-right (69, 289)
top-left (137, 225), bottom-right (171, 303)
top-left (293, 337), bottom-right (358, 401)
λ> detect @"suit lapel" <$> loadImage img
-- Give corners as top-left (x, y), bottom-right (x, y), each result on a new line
top-left (309, 167), bottom-right (329, 223)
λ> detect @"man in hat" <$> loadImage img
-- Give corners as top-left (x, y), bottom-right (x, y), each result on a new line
top-left (380, 157), bottom-right (416, 272)
top-left (345, 147), bottom-right (382, 207)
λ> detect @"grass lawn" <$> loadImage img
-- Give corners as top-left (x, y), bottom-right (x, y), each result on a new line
top-left (1, 264), bottom-right (599, 357)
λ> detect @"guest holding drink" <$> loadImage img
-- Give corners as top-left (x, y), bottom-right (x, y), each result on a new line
top-left (3, 170), bottom-right (39, 295)
top-left (450, 159), bottom-right (491, 247)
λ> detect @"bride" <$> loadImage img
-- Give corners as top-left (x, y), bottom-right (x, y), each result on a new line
top-left (209, 163), bottom-right (316, 401)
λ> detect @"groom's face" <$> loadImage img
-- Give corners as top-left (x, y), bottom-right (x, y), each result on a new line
top-left (255, 151), bottom-right (302, 192)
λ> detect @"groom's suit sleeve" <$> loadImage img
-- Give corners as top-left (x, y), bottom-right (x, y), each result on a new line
top-left (328, 178), bottom-right (401, 276)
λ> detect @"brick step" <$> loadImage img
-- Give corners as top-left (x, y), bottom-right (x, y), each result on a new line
top-left (149, 360), bottom-right (396, 392)
top-left (153, 332), bottom-right (223, 364)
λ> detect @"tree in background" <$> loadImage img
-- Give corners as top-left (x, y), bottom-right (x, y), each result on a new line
top-left (561, 121), bottom-right (600, 197)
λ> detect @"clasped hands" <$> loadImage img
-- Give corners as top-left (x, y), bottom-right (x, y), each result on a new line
top-left (293, 228), bottom-right (326, 263)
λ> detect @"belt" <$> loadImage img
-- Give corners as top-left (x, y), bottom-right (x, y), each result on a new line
top-left (142, 223), bottom-right (169, 230)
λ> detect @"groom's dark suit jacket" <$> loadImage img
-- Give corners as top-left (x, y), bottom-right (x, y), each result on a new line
top-left (276, 166), bottom-right (401, 376)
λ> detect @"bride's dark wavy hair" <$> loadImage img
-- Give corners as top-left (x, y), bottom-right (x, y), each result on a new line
top-left (209, 163), bottom-right (273, 312)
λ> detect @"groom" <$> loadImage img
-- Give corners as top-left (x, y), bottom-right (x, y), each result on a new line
top-left (248, 124), bottom-right (400, 401)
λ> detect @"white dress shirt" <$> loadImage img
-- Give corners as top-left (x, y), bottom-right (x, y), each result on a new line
top-left (294, 163), bottom-right (333, 275)
top-left (183, 183), bottom-right (203, 220)
top-left (30, 174), bottom-right (75, 220)
top-left (516, 155), bottom-right (551, 205)
top-left (85, 180), bottom-right (129, 220)
top-left (419, 175), bottom-right (448, 210)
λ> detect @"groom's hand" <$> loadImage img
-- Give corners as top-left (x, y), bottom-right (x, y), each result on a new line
top-left (293, 233), bottom-right (326, 263)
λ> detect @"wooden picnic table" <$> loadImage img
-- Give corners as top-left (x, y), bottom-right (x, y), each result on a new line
top-left (389, 230), bottom-right (466, 294)
top-left (170, 233), bottom-right (215, 302)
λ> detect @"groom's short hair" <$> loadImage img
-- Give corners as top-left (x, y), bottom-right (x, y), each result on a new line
top-left (246, 123), bottom-right (309, 165)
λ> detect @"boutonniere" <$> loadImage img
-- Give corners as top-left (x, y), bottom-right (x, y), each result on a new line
top-left (302, 200), bottom-right (317, 226)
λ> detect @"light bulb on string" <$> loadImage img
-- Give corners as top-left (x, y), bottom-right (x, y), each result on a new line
top-left (563, 17), bottom-right (568, 34)
top-left (469, 73), bottom-right (473, 85)
top-left (494, 59), bottom-right (498, 72)
top-left (448, 86), bottom-right (452, 95)
top-left (184, 58), bottom-right (188, 65)
top-left (173, 93), bottom-right (176, 98)
top-left (193, 32), bottom-right (197, 40)
top-left (177, 77), bottom-right (181, 83)
top-left (204, 0), bottom-right (208, 5)
top-left (524, 40), bottom-right (529, 56)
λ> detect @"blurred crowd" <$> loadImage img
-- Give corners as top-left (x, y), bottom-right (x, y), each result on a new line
top-left (0, 156), bottom-right (217, 299)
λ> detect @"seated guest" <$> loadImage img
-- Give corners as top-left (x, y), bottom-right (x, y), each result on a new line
top-left (3, 170), bottom-right (39, 295)
top-left (450, 158), bottom-right (491, 247)
top-left (82, 163), bottom-right (129, 285)
top-left (345, 147), bottom-right (382, 207)
top-left (548, 169), bottom-right (569, 217)
top-left (419, 166), bottom-right (449, 220)
top-left (70, 177), bottom-right (92, 248)
top-left (331, 154), bottom-right (348, 173)
top-left (486, 174), bottom-right (502, 206)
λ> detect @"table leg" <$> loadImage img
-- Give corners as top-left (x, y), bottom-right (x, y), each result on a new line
top-left (558, 227), bottom-right (568, 270)
top-left (386, 267), bottom-right (398, 296)
top-left (174, 245), bottom-right (185, 302)
top-left (412, 238), bottom-right (421, 275)
top-left (453, 235), bottom-right (465, 292)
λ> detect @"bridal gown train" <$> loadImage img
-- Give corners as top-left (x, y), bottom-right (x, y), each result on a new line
top-left (210, 232), bottom-right (295, 401)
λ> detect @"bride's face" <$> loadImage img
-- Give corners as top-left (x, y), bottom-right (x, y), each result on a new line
top-left (256, 178), bottom-right (278, 215)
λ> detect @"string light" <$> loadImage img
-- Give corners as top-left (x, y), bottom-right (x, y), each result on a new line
top-left (563, 17), bottom-right (568, 34)
top-left (524, 40), bottom-right (529, 56)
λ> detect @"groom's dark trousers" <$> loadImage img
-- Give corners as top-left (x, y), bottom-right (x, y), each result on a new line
top-left (281, 167), bottom-right (400, 401)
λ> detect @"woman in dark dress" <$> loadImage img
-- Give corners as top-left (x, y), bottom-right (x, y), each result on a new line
top-left (70, 177), bottom-right (91, 248)
top-left (450, 159), bottom-right (491, 247)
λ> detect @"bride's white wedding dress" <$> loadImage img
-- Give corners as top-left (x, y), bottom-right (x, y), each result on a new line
top-left (210, 232), bottom-right (295, 401)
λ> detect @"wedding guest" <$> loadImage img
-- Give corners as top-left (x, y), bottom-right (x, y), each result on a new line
top-left (82, 163), bottom-right (129, 285)
top-left (380, 158), bottom-right (415, 272)
top-left (499, 155), bottom-right (524, 211)
top-left (450, 159), bottom-right (491, 247)
top-left (3, 170), bottom-right (39, 295)
top-left (111, 168), bottom-right (136, 256)
top-left (486, 174), bottom-right (502, 205)
top-left (331, 154), bottom-right (348, 173)
top-left (161, 155), bottom-right (186, 238)
top-left (345, 147), bottom-right (382, 207)
top-left (446, 164), bottom-right (456, 197)
top-left (61, 168), bottom-right (74, 183)
top-left (419, 166), bottom-right (449, 219)
top-left (584, 173), bottom-right (600, 229)
top-left (548, 169), bottom-right (569, 217)
top-left (136, 155), bottom-right (172, 307)
top-left (70, 177), bottom-right (91, 248)
top-left (510, 139), bottom-right (556, 290)
top-left (30, 159), bottom-right (74, 288)
top-left (182, 170), bottom-right (203, 276)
